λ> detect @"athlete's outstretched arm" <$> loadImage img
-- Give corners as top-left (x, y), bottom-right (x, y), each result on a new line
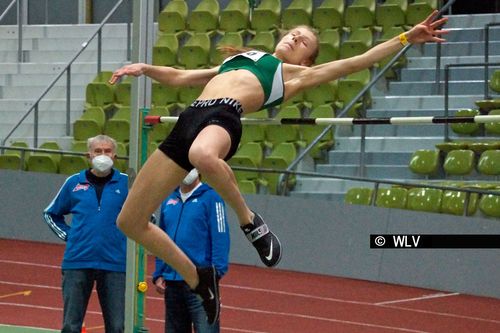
top-left (109, 63), bottom-right (220, 87)
top-left (289, 10), bottom-right (448, 93)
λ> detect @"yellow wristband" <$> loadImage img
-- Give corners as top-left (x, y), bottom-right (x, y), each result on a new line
top-left (399, 32), bottom-right (409, 46)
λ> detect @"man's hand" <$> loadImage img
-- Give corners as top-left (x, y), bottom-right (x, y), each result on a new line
top-left (154, 277), bottom-right (166, 295)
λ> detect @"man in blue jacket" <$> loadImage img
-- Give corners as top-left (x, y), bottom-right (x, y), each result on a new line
top-left (153, 168), bottom-right (230, 333)
top-left (43, 135), bottom-right (128, 333)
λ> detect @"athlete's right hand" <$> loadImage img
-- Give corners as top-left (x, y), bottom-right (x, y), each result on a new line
top-left (109, 63), bottom-right (149, 85)
top-left (154, 276), bottom-right (166, 295)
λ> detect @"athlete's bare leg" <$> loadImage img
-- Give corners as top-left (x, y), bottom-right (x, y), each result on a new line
top-left (188, 125), bottom-right (254, 226)
top-left (116, 150), bottom-right (200, 288)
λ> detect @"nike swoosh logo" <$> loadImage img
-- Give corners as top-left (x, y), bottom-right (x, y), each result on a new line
top-left (265, 239), bottom-right (273, 261)
top-left (208, 288), bottom-right (215, 300)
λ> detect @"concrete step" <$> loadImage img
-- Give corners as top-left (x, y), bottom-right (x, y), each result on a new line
top-left (435, 27), bottom-right (500, 43)
top-left (2, 109), bottom-right (83, 124)
top-left (334, 137), bottom-right (444, 152)
top-left (444, 14), bottom-right (500, 29)
top-left (420, 41), bottom-right (500, 57)
top-left (289, 191), bottom-right (345, 202)
top-left (0, 24), bottom-right (130, 39)
top-left (5, 72), bottom-right (97, 86)
top-left (368, 109), bottom-right (457, 117)
top-left (0, 98), bottom-right (85, 113)
top-left (388, 80), bottom-right (486, 96)
top-left (0, 62), bottom-right (127, 75)
top-left (407, 54), bottom-right (500, 68)
top-left (0, 49), bottom-right (128, 63)
top-left (400, 68), bottom-right (496, 81)
top-left (0, 123), bottom-right (69, 140)
top-left (0, 85), bottom-right (87, 99)
top-left (294, 178), bottom-right (379, 193)
top-left (315, 164), bottom-right (415, 179)
top-left (371, 95), bottom-right (481, 110)
top-left (336, 123), bottom-right (446, 137)
top-left (327, 151), bottom-right (413, 165)
top-left (3, 136), bottom-right (76, 150)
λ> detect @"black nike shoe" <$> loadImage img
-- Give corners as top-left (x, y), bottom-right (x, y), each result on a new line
top-left (193, 266), bottom-right (220, 325)
top-left (241, 210), bottom-right (282, 267)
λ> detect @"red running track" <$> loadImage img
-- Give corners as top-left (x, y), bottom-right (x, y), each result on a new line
top-left (1, 239), bottom-right (499, 332)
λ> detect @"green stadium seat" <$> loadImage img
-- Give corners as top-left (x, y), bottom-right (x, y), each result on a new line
top-left (246, 30), bottom-right (276, 53)
top-left (282, 0), bottom-right (313, 29)
top-left (406, 0), bottom-right (437, 26)
top-left (158, 0), bottom-right (188, 33)
top-left (441, 190), bottom-right (479, 216)
top-left (468, 141), bottom-right (500, 154)
top-left (478, 193), bottom-right (500, 218)
top-left (477, 150), bottom-right (500, 176)
top-left (148, 106), bottom-right (173, 143)
top-left (0, 141), bottom-right (29, 170)
top-left (407, 187), bottom-right (442, 213)
top-left (344, 0), bottom-right (376, 30)
top-left (59, 141), bottom-right (89, 175)
top-left (485, 109), bottom-right (500, 135)
top-left (114, 76), bottom-right (132, 106)
top-left (240, 109), bottom-right (270, 146)
top-left (408, 149), bottom-right (440, 177)
top-left (345, 187), bottom-right (373, 205)
top-left (210, 31), bottom-right (245, 66)
top-left (250, 0), bottom-right (281, 31)
top-left (152, 33), bottom-right (179, 67)
top-left (85, 71), bottom-right (115, 108)
top-left (316, 29), bottom-right (340, 64)
top-left (301, 104), bottom-right (335, 159)
top-left (152, 81), bottom-right (178, 107)
top-left (312, 0), bottom-right (344, 31)
top-left (219, 0), bottom-right (250, 32)
top-left (489, 70), bottom-right (500, 93)
top-left (340, 28), bottom-right (373, 59)
top-left (261, 142), bottom-right (297, 194)
top-left (335, 78), bottom-right (370, 118)
top-left (228, 142), bottom-right (264, 181)
top-left (443, 149), bottom-right (475, 176)
top-left (104, 106), bottom-right (130, 142)
top-left (375, 187), bottom-right (407, 209)
top-left (114, 142), bottom-right (129, 172)
top-left (178, 32), bottom-right (211, 69)
top-left (304, 81), bottom-right (337, 109)
top-left (188, 0), bottom-right (219, 32)
top-left (177, 86), bottom-right (203, 107)
top-left (73, 106), bottom-right (106, 142)
top-left (475, 99), bottom-right (500, 112)
top-left (376, 0), bottom-right (407, 30)
top-left (265, 105), bottom-right (303, 147)
top-left (26, 141), bottom-right (62, 174)
top-left (450, 109), bottom-right (481, 135)
top-left (435, 141), bottom-right (470, 153)
top-left (237, 179), bottom-right (258, 194)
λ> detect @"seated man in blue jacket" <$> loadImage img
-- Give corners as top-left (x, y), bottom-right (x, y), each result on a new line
top-left (43, 134), bottom-right (128, 333)
top-left (153, 168), bottom-right (230, 333)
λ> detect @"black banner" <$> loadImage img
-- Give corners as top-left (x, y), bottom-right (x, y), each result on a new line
top-left (370, 234), bottom-right (500, 249)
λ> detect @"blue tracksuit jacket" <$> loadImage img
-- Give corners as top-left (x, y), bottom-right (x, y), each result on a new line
top-left (43, 169), bottom-right (128, 272)
top-left (152, 183), bottom-right (230, 282)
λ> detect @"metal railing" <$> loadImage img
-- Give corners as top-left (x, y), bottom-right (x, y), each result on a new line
top-left (1, 0), bottom-right (130, 148)
top-left (443, 62), bottom-right (500, 142)
top-left (279, 0), bottom-right (458, 195)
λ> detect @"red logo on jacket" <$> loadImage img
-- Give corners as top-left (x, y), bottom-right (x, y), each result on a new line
top-left (73, 184), bottom-right (90, 192)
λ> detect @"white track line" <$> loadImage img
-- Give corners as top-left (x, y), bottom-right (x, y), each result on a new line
top-left (375, 292), bottom-right (461, 305)
top-left (223, 305), bottom-right (430, 333)
top-left (1, 260), bottom-right (499, 325)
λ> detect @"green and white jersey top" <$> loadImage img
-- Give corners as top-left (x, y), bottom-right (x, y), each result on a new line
top-left (218, 51), bottom-right (284, 109)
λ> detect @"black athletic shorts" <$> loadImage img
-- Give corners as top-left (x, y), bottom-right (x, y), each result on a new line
top-left (158, 98), bottom-right (243, 171)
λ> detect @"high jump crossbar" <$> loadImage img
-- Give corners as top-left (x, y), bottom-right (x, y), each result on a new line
top-left (144, 115), bottom-right (500, 126)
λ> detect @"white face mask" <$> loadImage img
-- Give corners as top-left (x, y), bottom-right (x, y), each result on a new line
top-left (91, 155), bottom-right (114, 173)
top-left (182, 169), bottom-right (199, 185)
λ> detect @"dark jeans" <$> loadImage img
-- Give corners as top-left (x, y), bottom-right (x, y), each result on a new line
top-left (61, 269), bottom-right (125, 333)
top-left (165, 281), bottom-right (220, 333)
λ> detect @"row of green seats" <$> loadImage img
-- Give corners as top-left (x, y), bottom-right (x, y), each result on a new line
top-left (344, 185), bottom-right (500, 218)
top-left (409, 148), bottom-right (500, 178)
top-left (474, 70), bottom-right (500, 112)
top-left (158, 0), bottom-right (436, 33)
top-left (0, 141), bottom-right (128, 175)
